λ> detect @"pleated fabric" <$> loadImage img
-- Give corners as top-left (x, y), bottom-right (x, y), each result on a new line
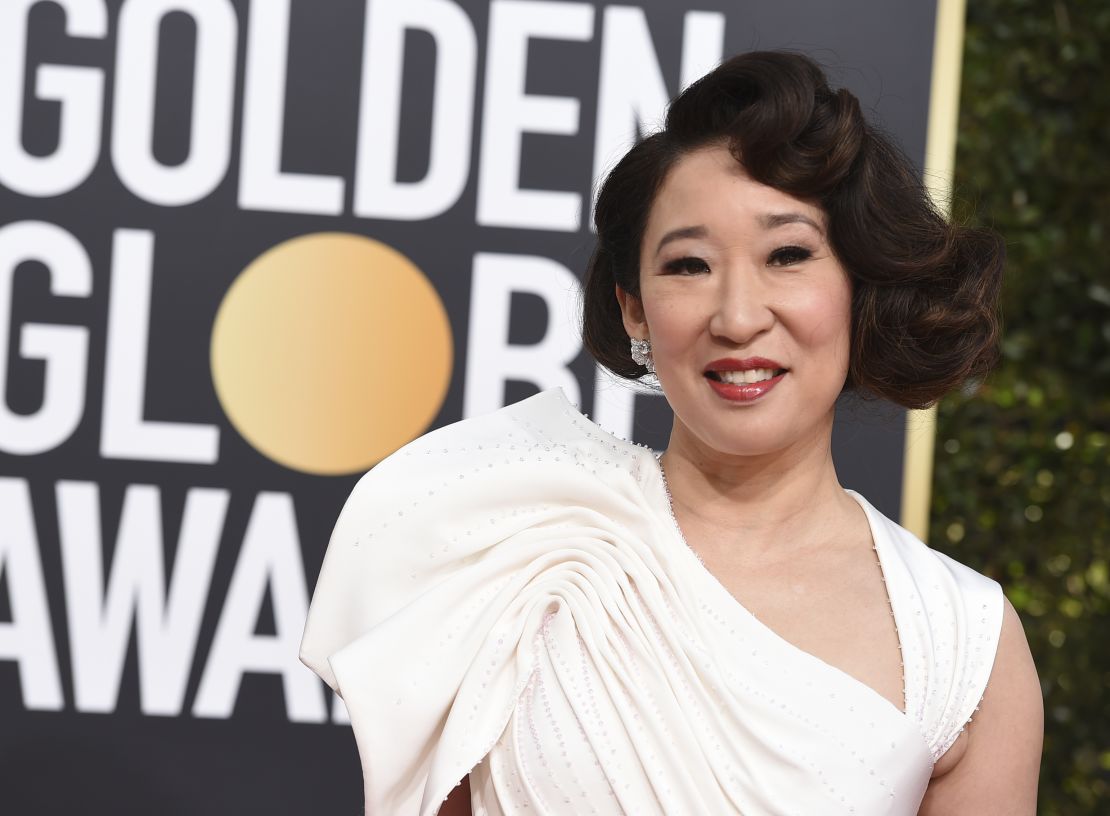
top-left (299, 387), bottom-right (1003, 815)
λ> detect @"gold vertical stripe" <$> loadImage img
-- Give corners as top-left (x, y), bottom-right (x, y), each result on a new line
top-left (901, 0), bottom-right (969, 538)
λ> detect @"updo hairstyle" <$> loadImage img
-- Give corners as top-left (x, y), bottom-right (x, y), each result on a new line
top-left (581, 50), bottom-right (1004, 410)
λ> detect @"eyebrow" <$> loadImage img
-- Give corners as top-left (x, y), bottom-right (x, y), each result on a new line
top-left (654, 225), bottom-right (708, 256)
top-left (759, 212), bottom-right (825, 234)
top-left (653, 212), bottom-right (825, 256)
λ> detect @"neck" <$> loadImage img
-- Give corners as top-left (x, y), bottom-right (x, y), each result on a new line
top-left (658, 413), bottom-right (855, 561)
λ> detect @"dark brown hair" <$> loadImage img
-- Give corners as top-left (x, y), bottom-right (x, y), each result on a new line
top-left (581, 50), bottom-right (1004, 410)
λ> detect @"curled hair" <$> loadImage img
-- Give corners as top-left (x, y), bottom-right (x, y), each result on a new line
top-left (581, 50), bottom-right (1004, 410)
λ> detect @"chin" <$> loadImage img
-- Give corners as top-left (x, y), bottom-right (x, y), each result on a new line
top-left (690, 419), bottom-right (796, 458)
top-left (713, 437), bottom-right (794, 459)
top-left (703, 403), bottom-right (825, 450)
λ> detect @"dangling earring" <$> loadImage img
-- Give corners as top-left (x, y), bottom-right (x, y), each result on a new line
top-left (630, 338), bottom-right (655, 374)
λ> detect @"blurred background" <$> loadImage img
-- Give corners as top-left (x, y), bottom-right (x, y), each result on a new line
top-left (935, 1), bottom-right (1109, 812)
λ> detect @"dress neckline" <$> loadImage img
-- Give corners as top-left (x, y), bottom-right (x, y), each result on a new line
top-left (646, 448), bottom-right (917, 719)
top-left (540, 386), bottom-right (933, 763)
top-left (545, 388), bottom-right (914, 721)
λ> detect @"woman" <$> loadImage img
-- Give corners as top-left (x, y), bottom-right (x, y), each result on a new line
top-left (300, 51), bottom-right (1043, 815)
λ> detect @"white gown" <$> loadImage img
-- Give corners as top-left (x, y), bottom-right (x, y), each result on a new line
top-left (299, 387), bottom-right (1003, 815)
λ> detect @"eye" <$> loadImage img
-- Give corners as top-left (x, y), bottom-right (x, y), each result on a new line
top-left (769, 245), bottom-right (813, 266)
top-left (663, 256), bottom-right (710, 275)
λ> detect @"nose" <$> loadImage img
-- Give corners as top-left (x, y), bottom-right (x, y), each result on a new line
top-left (707, 265), bottom-right (776, 344)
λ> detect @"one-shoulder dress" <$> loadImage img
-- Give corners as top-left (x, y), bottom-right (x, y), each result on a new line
top-left (299, 387), bottom-right (1003, 815)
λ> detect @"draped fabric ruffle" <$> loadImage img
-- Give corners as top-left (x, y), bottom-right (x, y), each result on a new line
top-left (300, 388), bottom-right (682, 812)
top-left (300, 387), bottom-right (1002, 815)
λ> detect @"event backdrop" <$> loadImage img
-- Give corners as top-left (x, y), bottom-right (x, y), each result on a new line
top-left (0, 0), bottom-right (945, 812)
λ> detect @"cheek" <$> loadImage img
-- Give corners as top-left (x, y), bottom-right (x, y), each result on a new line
top-left (642, 293), bottom-right (704, 342)
top-left (793, 280), bottom-right (853, 355)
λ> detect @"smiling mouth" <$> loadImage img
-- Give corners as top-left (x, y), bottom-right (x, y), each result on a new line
top-left (705, 368), bottom-right (788, 384)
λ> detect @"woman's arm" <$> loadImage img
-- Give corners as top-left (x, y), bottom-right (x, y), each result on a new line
top-left (918, 596), bottom-right (1044, 815)
top-left (438, 773), bottom-right (473, 816)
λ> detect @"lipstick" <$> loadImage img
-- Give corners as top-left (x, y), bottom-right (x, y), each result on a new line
top-left (703, 357), bottom-right (789, 404)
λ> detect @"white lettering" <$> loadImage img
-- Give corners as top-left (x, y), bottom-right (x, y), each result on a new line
top-left (112, 0), bottom-right (237, 206)
top-left (57, 480), bottom-right (228, 714)
top-left (679, 11), bottom-right (726, 92)
top-left (193, 492), bottom-right (327, 723)
top-left (591, 8), bottom-right (725, 220)
top-left (0, 0), bottom-right (107, 196)
top-left (238, 0), bottom-right (344, 214)
top-left (100, 229), bottom-right (220, 463)
top-left (353, 0), bottom-right (477, 220)
top-left (476, 1), bottom-right (594, 231)
top-left (0, 221), bottom-right (91, 455)
top-left (463, 252), bottom-right (581, 417)
top-left (0, 478), bottom-right (64, 710)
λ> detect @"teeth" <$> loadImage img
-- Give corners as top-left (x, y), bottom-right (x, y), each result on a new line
top-left (715, 368), bottom-right (779, 385)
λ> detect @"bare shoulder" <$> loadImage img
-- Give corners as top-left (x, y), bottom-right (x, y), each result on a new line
top-left (919, 596), bottom-right (1044, 815)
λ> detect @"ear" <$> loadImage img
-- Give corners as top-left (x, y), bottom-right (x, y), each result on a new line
top-left (614, 283), bottom-right (648, 340)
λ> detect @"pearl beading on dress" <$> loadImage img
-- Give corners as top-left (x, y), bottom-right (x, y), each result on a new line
top-left (311, 388), bottom-right (1004, 814)
top-left (567, 407), bottom-right (944, 760)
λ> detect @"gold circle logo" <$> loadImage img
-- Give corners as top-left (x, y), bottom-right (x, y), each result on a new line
top-left (210, 232), bottom-right (453, 475)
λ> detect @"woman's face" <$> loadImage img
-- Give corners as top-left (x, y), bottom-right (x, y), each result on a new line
top-left (616, 142), bottom-right (853, 459)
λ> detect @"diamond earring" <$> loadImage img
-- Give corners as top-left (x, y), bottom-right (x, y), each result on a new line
top-left (630, 337), bottom-right (655, 374)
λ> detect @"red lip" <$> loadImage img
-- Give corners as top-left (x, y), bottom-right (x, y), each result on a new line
top-left (705, 370), bottom-right (787, 403)
top-left (704, 357), bottom-right (788, 372)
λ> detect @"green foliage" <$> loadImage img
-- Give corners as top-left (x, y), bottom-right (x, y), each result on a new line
top-left (933, 1), bottom-right (1110, 812)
